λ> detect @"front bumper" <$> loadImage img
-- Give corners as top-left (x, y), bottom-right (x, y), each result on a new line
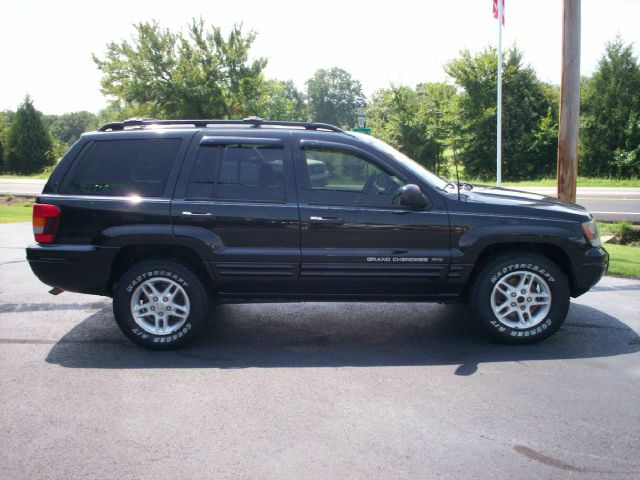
top-left (571, 246), bottom-right (609, 297)
top-left (26, 244), bottom-right (120, 296)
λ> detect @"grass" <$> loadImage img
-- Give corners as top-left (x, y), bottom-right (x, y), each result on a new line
top-left (0, 204), bottom-right (33, 223)
top-left (597, 221), bottom-right (640, 277)
top-left (597, 221), bottom-right (640, 244)
top-left (0, 171), bottom-right (51, 180)
top-left (604, 244), bottom-right (640, 278)
top-left (0, 165), bottom-right (56, 180)
top-left (461, 177), bottom-right (640, 188)
top-left (0, 195), bottom-right (34, 223)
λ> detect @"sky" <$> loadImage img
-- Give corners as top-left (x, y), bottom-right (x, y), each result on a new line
top-left (1, 0), bottom-right (639, 115)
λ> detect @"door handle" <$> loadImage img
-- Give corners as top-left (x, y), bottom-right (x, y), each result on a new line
top-left (181, 211), bottom-right (213, 217)
top-left (309, 216), bottom-right (344, 225)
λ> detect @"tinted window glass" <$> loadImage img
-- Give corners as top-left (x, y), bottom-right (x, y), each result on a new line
top-left (186, 147), bottom-right (217, 199)
top-left (186, 144), bottom-right (285, 202)
top-left (63, 139), bottom-right (182, 197)
top-left (302, 147), bottom-right (404, 207)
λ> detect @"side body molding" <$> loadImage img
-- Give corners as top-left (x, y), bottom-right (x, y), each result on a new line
top-left (102, 224), bottom-right (175, 246)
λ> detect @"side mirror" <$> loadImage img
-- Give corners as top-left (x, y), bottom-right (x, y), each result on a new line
top-left (399, 184), bottom-right (430, 209)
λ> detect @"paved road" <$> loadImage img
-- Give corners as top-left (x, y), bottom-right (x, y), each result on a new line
top-left (515, 187), bottom-right (640, 222)
top-left (2, 179), bottom-right (638, 222)
top-left (1, 222), bottom-right (639, 479)
top-left (0, 178), bottom-right (45, 196)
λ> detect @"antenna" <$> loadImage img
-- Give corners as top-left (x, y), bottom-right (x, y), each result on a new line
top-left (452, 146), bottom-right (461, 202)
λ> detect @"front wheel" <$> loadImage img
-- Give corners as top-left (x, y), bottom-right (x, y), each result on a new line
top-left (113, 260), bottom-right (209, 349)
top-left (469, 253), bottom-right (570, 344)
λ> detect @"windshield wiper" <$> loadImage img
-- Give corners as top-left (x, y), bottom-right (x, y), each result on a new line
top-left (442, 181), bottom-right (473, 191)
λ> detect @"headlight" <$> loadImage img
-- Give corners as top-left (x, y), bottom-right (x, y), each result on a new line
top-left (582, 219), bottom-right (601, 247)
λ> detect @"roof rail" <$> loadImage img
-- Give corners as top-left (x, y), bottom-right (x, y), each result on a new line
top-left (98, 116), bottom-right (344, 133)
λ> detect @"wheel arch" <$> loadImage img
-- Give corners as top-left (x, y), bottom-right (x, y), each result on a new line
top-left (462, 242), bottom-right (573, 299)
top-left (107, 244), bottom-right (215, 296)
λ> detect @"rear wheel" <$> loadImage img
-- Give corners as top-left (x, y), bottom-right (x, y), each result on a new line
top-left (113, 260), bottom-right (209, 349)
top-left (469, 253), bottom-right (570, 344)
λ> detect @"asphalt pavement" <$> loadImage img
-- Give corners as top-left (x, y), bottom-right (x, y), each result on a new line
top-left (515, 186), bottom-right (640, 222)
top-left (0, 178), bottom-right (45, 195)
top-left (1, 222), bottom-right (639, 479)
top-left (1, 179), bottom-right (638, 222)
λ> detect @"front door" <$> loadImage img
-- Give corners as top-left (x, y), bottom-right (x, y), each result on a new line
top-left (294, 140), bottom-right (450, 298)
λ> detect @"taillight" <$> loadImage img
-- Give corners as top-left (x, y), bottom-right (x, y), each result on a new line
top-left (32, 204), bottom-right (61, 243)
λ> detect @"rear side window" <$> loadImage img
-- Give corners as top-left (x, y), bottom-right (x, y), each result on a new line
top-left (62, 138), bottom-right (182, 197)
top-left (186, 144), bottom-right (285, 202)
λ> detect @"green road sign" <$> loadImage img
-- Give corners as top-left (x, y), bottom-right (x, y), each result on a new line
top-left (352, 128), bottom-right (371, 135)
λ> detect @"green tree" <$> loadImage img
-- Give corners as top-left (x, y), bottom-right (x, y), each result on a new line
top-left (445, 47), bottom-right (556, 180)
top-left (95, 101), bottom-right (150, 126)
top-left (45, 111), bottom-right (99, 147)
top-left (255, 79), bottom-right (307, 121)
top-left (0, 111), bottom-right (15, 172)
top-left (305, 68), bottom-right (365, 128)
top-left (0, 116), bottom-right (5, 172)
top-left (5, 96), bottom-right (54, 174)
top-left (93, 19), bottom-right (267, 119)
top-left (416, 82), bottom-right (459, 175)
top-left (581, 37), bottom-right (640, 177)
top-left (366, 83), bottom-right (457, 175)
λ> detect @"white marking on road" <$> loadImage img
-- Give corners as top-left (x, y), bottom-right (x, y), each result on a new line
top-left (591, 211), bottom-right (640, 215)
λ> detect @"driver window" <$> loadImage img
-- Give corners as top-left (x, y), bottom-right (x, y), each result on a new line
top-left (302, 147), bottom-right (405, 207)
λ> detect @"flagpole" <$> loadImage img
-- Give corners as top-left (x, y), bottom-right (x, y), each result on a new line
top-left (496, 0), bottom-right (503, 187)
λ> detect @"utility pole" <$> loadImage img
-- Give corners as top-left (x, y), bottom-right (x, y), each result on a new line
top-left (496, 0), bottom-right (504, 187)
top-left (557, 0), bottom-right (581, 203)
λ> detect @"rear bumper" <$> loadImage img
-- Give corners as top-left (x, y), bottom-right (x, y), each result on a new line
top-left (571, 246), bottom-right (609, 297)
top-left (26, 244), bottom-right (120, 296)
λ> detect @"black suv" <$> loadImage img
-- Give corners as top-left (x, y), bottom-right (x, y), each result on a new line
top-left (27, 118), bottom-right (608, 349)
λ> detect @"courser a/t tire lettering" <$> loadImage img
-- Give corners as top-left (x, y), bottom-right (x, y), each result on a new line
top-left (469, 253), bottom-right (570, 344)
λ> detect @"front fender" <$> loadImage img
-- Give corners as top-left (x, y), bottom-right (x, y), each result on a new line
top-left (454, 223), bottom-right (585, 261)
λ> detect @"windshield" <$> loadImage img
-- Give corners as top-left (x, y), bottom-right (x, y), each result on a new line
top-left (347, 132), bottom-right (448, 190)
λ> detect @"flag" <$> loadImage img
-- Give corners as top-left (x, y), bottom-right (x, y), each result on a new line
top-left (493, 0), bottom-right (505, 25)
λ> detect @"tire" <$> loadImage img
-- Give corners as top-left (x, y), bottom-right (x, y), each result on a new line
top-left (113, 260), bottom-right (209, 350)
top-left (468, 252), bottom-right (570, 344)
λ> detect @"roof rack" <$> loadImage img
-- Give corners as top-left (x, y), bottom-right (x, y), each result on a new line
top-left (98, 116), bottom-right (344, 133)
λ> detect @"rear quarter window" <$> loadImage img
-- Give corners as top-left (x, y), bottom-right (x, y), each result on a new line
top-left (61, 138), bottom-right (182, 197)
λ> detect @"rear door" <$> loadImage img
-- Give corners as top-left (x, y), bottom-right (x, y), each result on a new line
top-left (293, 137), bottom-right (451, 298)
top-left (171, 132), bottom-right (300, 295)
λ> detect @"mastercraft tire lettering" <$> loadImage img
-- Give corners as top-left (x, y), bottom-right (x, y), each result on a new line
top-left (469, 253), bottom-right (570, 344)
top-left (113, 260), bottom-right (208, 350)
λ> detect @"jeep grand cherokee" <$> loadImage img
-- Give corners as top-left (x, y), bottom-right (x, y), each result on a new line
top-left (27, 118), bottom-right (608, 349)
